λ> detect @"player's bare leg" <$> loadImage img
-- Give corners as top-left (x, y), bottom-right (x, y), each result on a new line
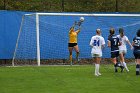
top-left (74, 45), bottom-right (80, 62)
top-left (120, 53), bottom-right (129, 72)
top-left (111, 57), bottom-right (118, 72)
top-left (68, 47), bottom-right (73, 65)
top-left (112, 57), bottom-right (124, 72)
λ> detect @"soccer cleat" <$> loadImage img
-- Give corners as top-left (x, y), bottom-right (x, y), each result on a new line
top-left (126, 69), bottom-right (129, 72)
top-left (121, 66), bottom-right (124, 72)
top-left (114, 64), bottom-right (118, 72)
top-left (115, 69), bottom-right (118, 72)
top-left (76, 57), bottom-right (80, 63)
top-left (98, 72), bottom-right (101, 76)
top-left (95, 73), bottom-right (99, 76)
top-left (136, 71), bottom-right (139, 75)
top-left (77, 58), bottom-right (80, 62)
top-left (70, 61), bottom-right (73, 66)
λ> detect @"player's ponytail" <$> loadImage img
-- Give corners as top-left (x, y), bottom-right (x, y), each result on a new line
top-left (119, 28), bottom-right (124, 37)
top-left (109, 28), bottom-right (115, 36)
top-left (108, 28), bottom-right (115, 39)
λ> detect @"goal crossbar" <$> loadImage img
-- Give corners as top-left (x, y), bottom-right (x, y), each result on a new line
top-left (24, 13), bottom-right (140, 17)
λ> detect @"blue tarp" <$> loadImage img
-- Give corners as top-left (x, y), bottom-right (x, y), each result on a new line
top-left (0, 11), bottom-right (139, 59)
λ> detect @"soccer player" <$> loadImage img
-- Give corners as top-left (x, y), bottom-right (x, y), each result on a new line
top-left (132, 29), bottom-right (140, 75)
top-left (108, 28), bottom-right (124, 72)
top-left (68, 21), bottom-right (81, 65)
top-left (90, 29), bottom-right (105, 76)
top-left (117, 28), bottom-right (133, 72)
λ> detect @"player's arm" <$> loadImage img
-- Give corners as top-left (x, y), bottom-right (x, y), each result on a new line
top-left (118, 37), bottom-right (122, 46)
top-left (101, 38), bottom-right (105, 49)
top-left (102, 44), bottom-right (105, 50)
top-left (107, 40), bottom-right (111, 47)
top-left (132, 41), bottom-right (134, 46)
top-left (69, 21), bottom-right (77, 33)
top-left (75, 18), bottom-right (84, 34)
top-left (89, 37), bottom-right (94, 47)
top-left (75, 20), bottom-right (83, 34)
top-left (118, 41), bottom-right (122, 46)
top-left (127, 40), bottom-right (133, 49)
top-left (75, 26), bottom-right (81, 34)
top-left (107, 36), bottom-right (111, 47)
top-left (126, 37), bottom-right (133, 49)
top-left (132, 37), bottom-right (135, 46)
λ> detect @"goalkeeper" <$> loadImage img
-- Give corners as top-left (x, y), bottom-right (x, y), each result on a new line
top-left (68, 21), bottom-right (81, 64)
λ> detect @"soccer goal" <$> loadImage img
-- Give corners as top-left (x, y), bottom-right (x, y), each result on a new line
top-left (12, 13), bottom-right (140, 66)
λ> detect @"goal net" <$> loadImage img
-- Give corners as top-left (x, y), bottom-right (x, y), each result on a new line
top-left (12, 13), bottom-right (140, 66)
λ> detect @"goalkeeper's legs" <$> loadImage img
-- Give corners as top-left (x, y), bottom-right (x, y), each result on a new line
top-left (68, 47), bottom-right (73, 65)
top-left (74, 45), bottom-right (80, 62)
top-left (76, 52), bottom-right (80, 61)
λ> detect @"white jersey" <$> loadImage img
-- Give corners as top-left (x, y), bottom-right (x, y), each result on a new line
top-left (117, 35), bottom-right (129, 50)
top-left (90, 35), bottom-right (105, 55)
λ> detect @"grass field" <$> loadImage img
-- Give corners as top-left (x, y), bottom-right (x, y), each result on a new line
top-left (0, 64), bottom-right (140, 93)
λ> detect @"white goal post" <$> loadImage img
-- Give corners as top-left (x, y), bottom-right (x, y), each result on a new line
top-left (12, 13), bottom-right (140, 66)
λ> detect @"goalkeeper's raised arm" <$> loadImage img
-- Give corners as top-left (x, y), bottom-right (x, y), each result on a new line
top-left (69, 21), bottom-right (77, 33)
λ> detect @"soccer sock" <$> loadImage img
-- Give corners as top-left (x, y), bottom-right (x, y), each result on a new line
top-left (95, 64), bottom-right (97, 75)
top-left (139, 64), bottom-right (140, 73)
top-left (117, 62), bottom-right (121, 67)
top-left (123, 62), bottom-right (129, 71)
top-left (96, 64), bottom-right (99, 74)
top-left (139, 64), bottom-right (140, 74)
top-left (117, 62), bottom-right (124, 72)
top-left (138, 64), bottom-right (140, 75)
top-left (136, 64), bottom-right (140, 75)
top-left (69, 55), bottom-right (72, 62)
top-left (114, 63), bottom-right (118, 72)
top-left (117, 62), bottom-right (124, 69)
top-left (76, 52), bottom-right (79, 60)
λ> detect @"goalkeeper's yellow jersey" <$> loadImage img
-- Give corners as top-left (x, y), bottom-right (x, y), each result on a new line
top-left (69, 28), bottom-right (80, 43)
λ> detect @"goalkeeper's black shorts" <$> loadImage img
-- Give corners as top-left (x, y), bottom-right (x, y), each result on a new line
top-left (68, 43), bottom-right (77, 47)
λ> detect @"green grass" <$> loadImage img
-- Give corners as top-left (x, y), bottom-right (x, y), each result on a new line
top-left (0, 65), bottom-right (140, 93)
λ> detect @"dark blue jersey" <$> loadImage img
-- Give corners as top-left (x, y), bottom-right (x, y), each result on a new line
top-left (133, 37), bottom-right (140, 50)
top-left (108, 35), bottom-right (120, 52)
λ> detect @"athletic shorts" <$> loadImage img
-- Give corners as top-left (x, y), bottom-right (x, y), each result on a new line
top-left (111, 51), bottom-right (119, 58)
top-left (91, 53), bottom-right (102, 57)
top-left (68, 43), bottom-right (77, 47)
top-left (119, 50), bottom-right (127, 54)
top-left (133, 50), bottom-right (140, 59)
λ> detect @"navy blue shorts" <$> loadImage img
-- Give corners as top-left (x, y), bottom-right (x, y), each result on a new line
top-left (133, 50), bottom-right (140, 59)
top-left (111, 51), bottom-right (119, 58)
